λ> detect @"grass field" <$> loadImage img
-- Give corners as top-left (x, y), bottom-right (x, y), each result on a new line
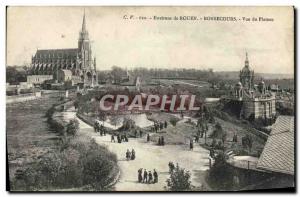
top-left (6, 93), bottom-right (62, 181)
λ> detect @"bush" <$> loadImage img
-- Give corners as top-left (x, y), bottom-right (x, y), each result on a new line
top-left (11, 138), bottom-right (118, 191)
top-left (50, 119), bottom-right (65, 134)
top-left (166, 163), bottom-right (192, 191)
top-left (45, 106), bottom-right (55, 120)
top-left (82, 150), bottom-right (116, 189)
top-left (242, 134), bottom-right (253, 153)
top-left (210, 122), bottom-right (225, 139)
top-left (66, 119), bottom-right (79, 136)
top-left (12, 99), bottom-right (119, 191)
top-left (169, 118), bottom-right (178, 127)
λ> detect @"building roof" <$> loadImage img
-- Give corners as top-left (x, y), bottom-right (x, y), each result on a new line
top-left (257, 116), bottom-right (294, 175)
top-left (59, 69), bottom-right (73, 76)
top-left (34, 48), bottom-right (78, 59)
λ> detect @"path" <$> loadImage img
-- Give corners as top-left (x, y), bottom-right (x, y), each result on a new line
top-left (62, 111), bottom-right (211, 191)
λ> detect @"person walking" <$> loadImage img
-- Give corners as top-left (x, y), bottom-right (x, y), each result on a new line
top-left (210, 149), bottom-right (215, 158)
top-left (140, 130), bottom-right (143, 138)
top-left (190, 138), bottom-right (194, 150)
top-left (117, 135), bottom-right (121, 143)
top-left (134, 130), bottom-right (138, 138)
top-left (94, 121), bottom-right (98, 133)
top-left (161, 136), bottom-right (165, 146)
top-left (103, 126), bottom-right (106, 136)
top-left (111, 134), bottom-right (115, 143)
top-left (147, 133), bottom-right (150, 142)
top-left (99, 124), bottom-right (102, 135)
top-left (126, 149), bottom-right (131, 161)
top-left (148, 171), bottom-right (153, 184)
top-left (138, 168), bottom-right (143, 183)
top-left (131, 149), bottom-right (136, 160)
top-left (158, 136), bottom-right (161, 146)
top-left (143, 169), bottom-right (148, 183)
top-left (153, 169), bottom-right (158, 183)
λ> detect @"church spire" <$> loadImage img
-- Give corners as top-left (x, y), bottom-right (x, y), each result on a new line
top-left (245, 52), bottom-right (249, 67)
top-left (82, 9), bottom-right (86, 33)
top-left (79, 9), bottom-right (89, 41)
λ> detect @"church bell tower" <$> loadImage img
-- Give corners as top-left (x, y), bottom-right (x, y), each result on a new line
top-left (77, 10), bottom-right (98, 87)
top-left (78, 11), bottom-right (92, 70)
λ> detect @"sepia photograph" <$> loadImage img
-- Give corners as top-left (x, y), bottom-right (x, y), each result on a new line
top-left (6, 6), bottom-right (295, 192)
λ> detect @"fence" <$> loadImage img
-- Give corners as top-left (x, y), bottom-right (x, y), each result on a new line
top-left (6, 92), bottom-right (42, 104)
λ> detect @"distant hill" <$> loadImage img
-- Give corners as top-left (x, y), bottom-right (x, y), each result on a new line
top-left (215, 71), bottom-right (294, 80)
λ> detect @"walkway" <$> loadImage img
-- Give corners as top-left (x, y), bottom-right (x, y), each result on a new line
top-left (62, 111), bottom-right (211, 191)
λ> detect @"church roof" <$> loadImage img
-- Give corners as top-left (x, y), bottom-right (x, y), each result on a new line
top-left (241, 65), bottom-right (252, 73)
top-left (257, 116), bottom-right (294, 175)
top-left (34, 48), bottom-right (78, 58)
top-left (59, 69), bottom-right (72, 74)
top-left (235, 81), bottom-right (242, 86)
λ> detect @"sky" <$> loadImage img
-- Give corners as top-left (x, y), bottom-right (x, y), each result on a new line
top-left (6, 6), bottom-right (294, 74)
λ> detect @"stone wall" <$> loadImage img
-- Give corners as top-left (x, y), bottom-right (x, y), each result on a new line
top-left (6, 92), bottom-right (42, 104)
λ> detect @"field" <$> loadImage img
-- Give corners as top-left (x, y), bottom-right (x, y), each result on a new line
top-left (6, 93), bottom-right (62, 181)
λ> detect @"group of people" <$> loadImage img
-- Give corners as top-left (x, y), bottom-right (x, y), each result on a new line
top-left (126, 149), bottom-right (136, 160)
top-left (111, 134), bottom-right (129, 143)
top-left (151, 121), bottom-right (168, 133)
top-left (138, 168), bottom-right (158, 184)
top-left (134, 129), bottom-right (143, 138)
top-left (157, 136), bottom-right (165, 146)
top-left (94, 121), bottom-right (107, 136)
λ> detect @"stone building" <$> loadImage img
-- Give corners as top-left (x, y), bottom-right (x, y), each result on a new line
top-left (239, 53), bottom-right (254, 91)
top-left (28, 12), bottom-right (98, 87)
top-left (57, 69), bottom-right (72, 83)
top-left (27, 75), bottom-right (53, 85)
top-left (232, 53), bottom-right (276, 120)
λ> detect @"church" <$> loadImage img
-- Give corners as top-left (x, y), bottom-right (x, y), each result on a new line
top-left (232, 53), bottom-right (276, 120)
top-left (28, 12), bottom-right (98, 87)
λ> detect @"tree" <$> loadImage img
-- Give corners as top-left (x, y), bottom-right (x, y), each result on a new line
top-left (210, 122), bottom-right (224, 139)
top-left (208, 152), bottom-right (234, 190)
top-left (242, 134), bottom-right (253, 153)
top-left (197, 117), bottom-right (208, 145)
top-left (122, 118), bottom-right (135, 130)
top-left (222, 133), bottom-right (227, 144)
top-left (66, 119), bottom-right (79, 136)
top-left (166, 163), bottom-right (192, 191)
top-left (211, 138), bottom-right (217, 147)
top-left (110, 115), bottom-right (121, 128)
top-left (6, 66), bottom-right (27, 84)
top-left (97, 110), bottom-right (107, 124)
top-left (111, 66), bottom-right (125, 84)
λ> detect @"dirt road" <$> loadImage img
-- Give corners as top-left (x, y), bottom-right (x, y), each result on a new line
top-left (62, 111), bottom-right (210, 191)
